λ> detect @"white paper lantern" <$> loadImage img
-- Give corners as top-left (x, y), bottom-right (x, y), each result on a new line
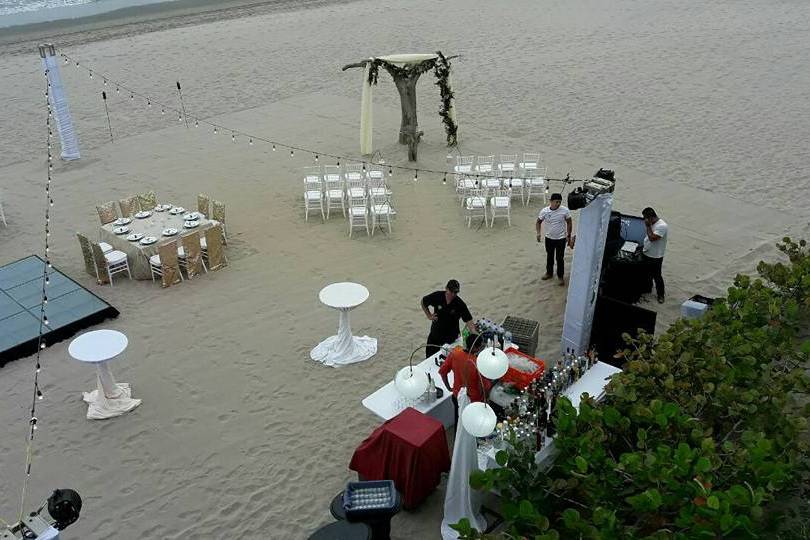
top-left (476, 346), bottom-right (509, 379)
top-left (394, 366), bottom-right (429, 399)
top-left (461, 401), bottom-right (497, 437)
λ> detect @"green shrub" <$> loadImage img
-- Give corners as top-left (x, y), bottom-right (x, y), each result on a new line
top-left (455, 238), bottom-right (810, 539)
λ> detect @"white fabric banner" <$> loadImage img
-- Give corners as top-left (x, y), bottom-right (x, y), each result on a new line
top-left (360, 62), bottom-right (374, 155)
top-left (561, 193), bottom-right (613, 355)
top-left (42, 54), bottom-right (80, 161)
top-left (441, 389), bottom-right (487, 539)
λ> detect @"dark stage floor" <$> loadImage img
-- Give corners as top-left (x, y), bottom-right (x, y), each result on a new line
top-left (0, 255), bottom-right (119, 367)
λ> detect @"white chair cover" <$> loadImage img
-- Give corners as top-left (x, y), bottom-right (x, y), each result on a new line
top-left (441, 388), bottom-right (487, 539)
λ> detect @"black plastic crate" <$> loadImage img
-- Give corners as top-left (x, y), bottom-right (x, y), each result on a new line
top-left (343, 480), bottom-right (399, 519)
top-left (501, 316), bottom-right (539, 356)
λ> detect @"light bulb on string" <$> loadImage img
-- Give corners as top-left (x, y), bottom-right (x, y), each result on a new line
top-left (116, 87), bottom-right (120, 94)
top-left (231, 133), bottom-right (236, 142)
top-left (249, 138), bottom-right (253, 146)
top-left (413, 170), bottom-right (418, 182)
top-left (178, 114), bottom-right (183, 122)
top-left (147, 100), bottom-right (151, 108)
top-left (272, 144), bottom-right (276, 151)
top-left (314, 154), bottom-right (318, 162)
top-left (195, 119), bottom-right (199, 128)
top-left (443, 173), bottom-right (447, 185)
top-left (130, 94), bottom-right (134, 101)
top-left (37, 389), bottom-right (43, 400)
top-left (89, 71), bottom-right (93, 79)
top-left (290, 149), bottom-right (294, 158)
top-left (104, 79), bottom-right (107, 87)
top-left (161, 108), bottom-right (165, 115)
top-left (336, 159), bottom-right (340, 167)
top-left (388, 167), bottom-right (393, 177)
top-left (213, 127), bottom-right (218, 135)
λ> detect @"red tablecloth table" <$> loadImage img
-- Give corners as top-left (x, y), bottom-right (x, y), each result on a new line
top-left (350, 407), bottom-right (451, 509)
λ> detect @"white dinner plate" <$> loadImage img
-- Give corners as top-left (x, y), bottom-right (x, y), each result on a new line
top-left (113, 217), bottom-right (131, 226)
top-left (139, 236), bottom-right (158, 245)
top-left (183, 212), bottom-right (200, 221)
top-left (168, 207), bottom-right (185, 215)
top-left (162, 228), bottom-right (178, 236)
top-left (183, 220), bottom-right (199, 229)
top-left (134, 210), bottom-right (152, 219)
top-left (113, 226), bottom-right (130, 235)
top-left (154, 204), bottom-right (172, 212)
top-left (126, 233), bottom-right (144, 242)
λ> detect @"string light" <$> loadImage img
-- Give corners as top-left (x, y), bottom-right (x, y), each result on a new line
top-left (161, 108), bottom-right (165, 115)
top-left (249, 138), bottom-right (253, 146)
top-left (414, 170), bottom-right (418, 182)
top-left (60, 50), bottom-right (575, 189)
top-left (89, 70), bottom-right (93, 78)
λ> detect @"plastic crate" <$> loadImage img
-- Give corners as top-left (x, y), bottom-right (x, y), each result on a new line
top-left (501, 316), bottom-right (539, 356)
top-left (500, 347), bottom-right (545, 390)
top-left (343, 480), bottom-right (399, 519)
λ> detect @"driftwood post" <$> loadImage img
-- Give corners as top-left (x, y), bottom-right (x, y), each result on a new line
top-left (342, 55), bottom-right (458, 161)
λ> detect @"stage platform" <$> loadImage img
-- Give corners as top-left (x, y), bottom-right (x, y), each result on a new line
top-left (0, 255), bottom-right (119, 367)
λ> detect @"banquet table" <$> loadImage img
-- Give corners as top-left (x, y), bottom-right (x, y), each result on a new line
top-left (311, 282), bottom-right (377, 366)
top-left (99, 208), bottom-right (214, 280)
top-left (478, 361), bottom-right (621, 470)
top-left (349, 407), bottom-right (450, 509)
top-left (362, 346), bottom-right (457, 428)
top-left (68, 329), bottom-right (142, 420)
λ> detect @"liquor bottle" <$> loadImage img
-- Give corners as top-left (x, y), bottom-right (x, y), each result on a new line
top-left (428, 374), bottom-right (436, 401)
top-left (546, 392), bottom-right (558, 437)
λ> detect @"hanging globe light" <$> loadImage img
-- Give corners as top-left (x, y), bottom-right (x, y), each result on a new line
top-left (394, 365), bottom-right (428, 399)
top-left (461, 401), bottom-right (497, 437)
top-left (476, 343), bottom-right (509, 379)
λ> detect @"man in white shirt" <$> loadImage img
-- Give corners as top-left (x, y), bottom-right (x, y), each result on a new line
top-left (536, 193), bottom-right (573, 285)
top-left (641, 207), bottom-right (668, 303)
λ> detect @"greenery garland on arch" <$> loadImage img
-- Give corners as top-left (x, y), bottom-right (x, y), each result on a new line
top-left (365, 52), bottom-right (459, 147)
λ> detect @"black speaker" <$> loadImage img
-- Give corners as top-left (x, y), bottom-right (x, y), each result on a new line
top-left (48, 489), bottom-right (82, 530)
top-left (567, 188), bottom-right (588, 210)
top-left (594, 168), bottom-right (615, 181)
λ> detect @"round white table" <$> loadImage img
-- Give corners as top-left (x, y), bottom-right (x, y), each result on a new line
top-left (68, 329), bottom-right (142, 420)
top-left (310, 282), bottom-right (377, 367)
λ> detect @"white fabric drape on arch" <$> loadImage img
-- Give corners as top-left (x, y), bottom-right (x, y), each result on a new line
top-left (440, 388), bottom-right (487, 539)
top-left (357, 53), bottom-right (459, 155)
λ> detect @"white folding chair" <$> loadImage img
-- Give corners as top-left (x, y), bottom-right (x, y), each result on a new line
top-left (498, 154), bottom-right (518, 175)
top-left (503, 176), bottom-right (526, 206)
top-left (489, 188), bottom-right (512, 227)
top-left (347, 189), bottom-right (369, 237)
top-left (94, 245), bottom-right (131, 287)
top-left (370, 201), bottom-right (394, 236)
top-left (519, 152), bottom-right (540, 173)
top-left (344, 163), bottom-right (365, 182)
top-left (457, 175), bottom-right (477, 206)
top-left (323, 166), bottom-right (345, 218)
top-left (303, 166), bottom-right (322, 190)
top-left (481, 176), bottom-right (501, 193)
top-left (453, 155), bottom-right (475, 174)
top-left (464, 189), bottom-right (488, 228)
top-left (303, 176), bottom-right (324, 222)
top-left (475, 155), bottom-right (495, 174)
top-left (366, 164), bottom-right (385, 181)
top-left (525, 167), bottom-right (548, 205)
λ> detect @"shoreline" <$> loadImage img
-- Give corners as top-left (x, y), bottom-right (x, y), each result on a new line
top-left (0, 0), bottom-right (358, 53)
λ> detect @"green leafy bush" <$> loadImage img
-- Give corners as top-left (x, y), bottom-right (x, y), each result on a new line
top-left (455, 238), bottom-right (810, 539)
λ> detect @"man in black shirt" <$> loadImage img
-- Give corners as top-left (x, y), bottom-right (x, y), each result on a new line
top-left (421, 279), bottom-right (477, 358)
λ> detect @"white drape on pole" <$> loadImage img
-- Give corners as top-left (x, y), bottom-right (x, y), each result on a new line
top-left (41, 46), bottom-right (80, 161)
top-left (441, 389), bottom-right (487, 539)
top-left (447, 71), bottom-right (458, 140)
top-left (561, 193), bottom-right (613, 355)
top-left (360, 61), bottom-right (374, 155)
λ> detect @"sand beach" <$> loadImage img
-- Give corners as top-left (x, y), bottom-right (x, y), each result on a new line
top-left (0, 0), bottom-right (808, 538)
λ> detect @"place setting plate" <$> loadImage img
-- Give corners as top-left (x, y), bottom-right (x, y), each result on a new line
top-left (183, 212), bottom-right (201, 221)
top-left (183, 220), bottom-right (200, 229)
top-left (126, 233), bottom-right (144, 242)
top-left (154, 204), bottom-right (172, 212)
top-left (162, 228), bottom-right (179, 237)
top-left (113, 217), bottom-right (131, 226)
top-left (113, 226), bottom-right (130, 235)
top-left (168, 206), bottom-right (185, 215)
top-left (139, 236), bottom-right (158, 245)
top-left (134, 210), bottom-right (152, 219)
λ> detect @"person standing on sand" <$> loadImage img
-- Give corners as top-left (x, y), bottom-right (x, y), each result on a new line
top-left (421, 279), bottom-right (478, 358)
top-left (536, 193), bottom-right (573, 286)
top-left (641, 207), bottom-right (668, 303)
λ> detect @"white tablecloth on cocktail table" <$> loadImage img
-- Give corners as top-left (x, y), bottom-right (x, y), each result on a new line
top-left (311, 282), bottom-right (377, 366)
top-left (99, 208), bottom-right (214, 280)
top-left (68, 329), bottom-right (142, 420)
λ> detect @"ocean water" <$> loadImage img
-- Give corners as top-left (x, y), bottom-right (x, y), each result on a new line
top-left (0, 0), bottom-right (175, 26)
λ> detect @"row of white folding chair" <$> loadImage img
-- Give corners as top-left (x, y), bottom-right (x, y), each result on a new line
top-left (347, 191), bottom-right (393, 237)
top-left (451, 153), bottom-right (541, 175)
top-left (463, 188), bottom-right (512, 228)
top-left (456, 169), bottom-right (548, 206)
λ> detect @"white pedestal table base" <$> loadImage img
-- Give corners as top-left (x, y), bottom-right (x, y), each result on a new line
top-left (81, 361), bottom-right (142, 420)
top-left (311, 308), bottom-right (377, 367)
